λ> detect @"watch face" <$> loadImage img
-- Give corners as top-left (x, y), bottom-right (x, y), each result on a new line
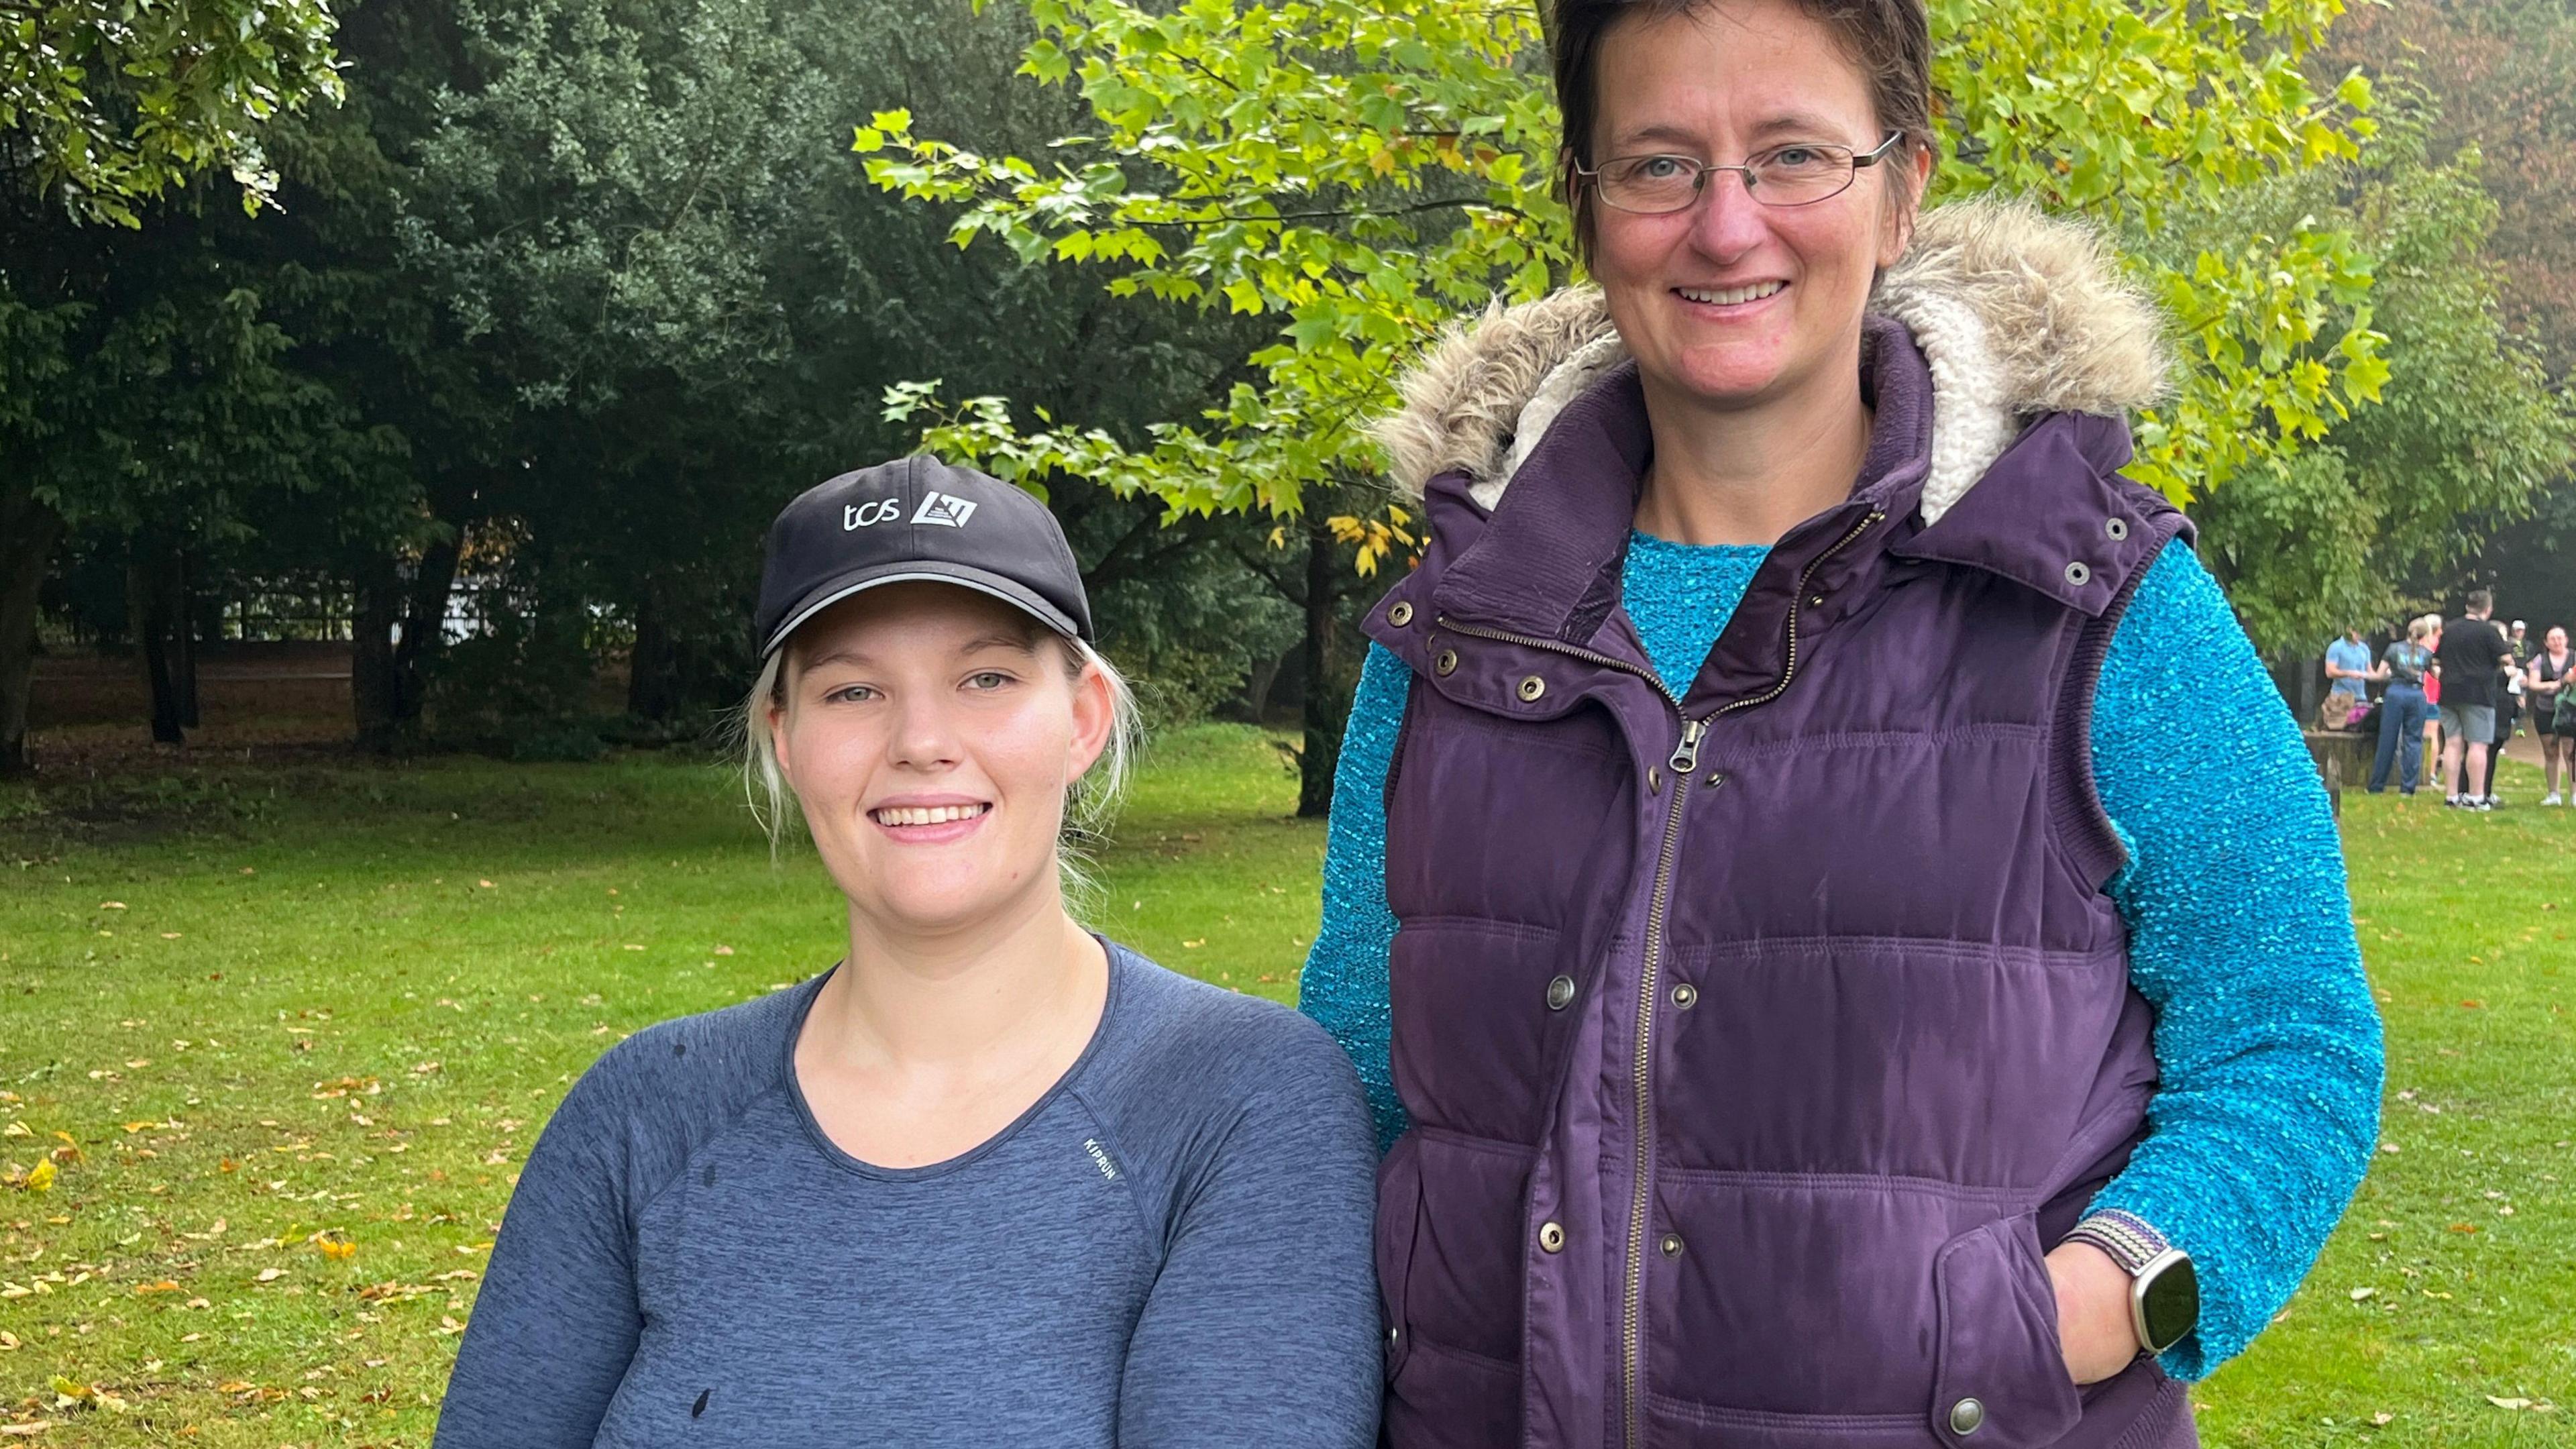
top-left (2140, 1256), bottom-right (2200, 1354)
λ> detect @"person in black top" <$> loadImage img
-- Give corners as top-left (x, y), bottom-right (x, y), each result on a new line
top-left (2435, 589), bottom-right (2512, 810)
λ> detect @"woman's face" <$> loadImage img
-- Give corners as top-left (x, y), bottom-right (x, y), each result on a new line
top-left (770, 583), bottom-right (1112, 938)
top-left (1584, 0), bottom-right (1925, 415)
top-left (2551, 627), bottom-right (2567, 653)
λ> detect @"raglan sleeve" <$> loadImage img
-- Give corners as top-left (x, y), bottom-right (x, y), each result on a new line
top-left (1116, 1014), bottom-right (1383, 1448)
top-left (433, 1053), bottom-right (646, 1447)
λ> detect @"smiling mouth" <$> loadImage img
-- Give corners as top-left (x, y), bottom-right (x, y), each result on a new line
top-left (868, 803), bottom-right (991, 826)
top-left (1674, 281), bottom-right (1786, 306)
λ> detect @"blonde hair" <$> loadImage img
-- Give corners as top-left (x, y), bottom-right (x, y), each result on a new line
top-left (2407, 616), bottom-right (2434, 643)
top-left (739, 628), bottom-right (1140, 912)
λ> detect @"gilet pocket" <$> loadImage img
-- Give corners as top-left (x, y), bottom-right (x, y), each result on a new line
top-left (1930, 1213), bottom-right (2084, 1448)
top-left (1377, 1132), bottom-right (1428, 1383)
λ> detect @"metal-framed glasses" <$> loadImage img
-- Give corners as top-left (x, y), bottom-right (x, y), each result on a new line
top-left (1576, 131), bottom-right (1906, 213)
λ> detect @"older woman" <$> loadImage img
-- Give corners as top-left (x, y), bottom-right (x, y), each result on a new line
top-left (1299, 2), bottom-right (2382, 1446)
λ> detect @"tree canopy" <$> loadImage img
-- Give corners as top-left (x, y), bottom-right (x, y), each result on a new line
top-left (861, 0), bottom-right (2387, 531)
top-left (1, 0), bottom-right (345, 222)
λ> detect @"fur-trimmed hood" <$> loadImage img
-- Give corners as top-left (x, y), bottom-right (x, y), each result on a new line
top-left (1371, 198), bottom-right (2172, 526)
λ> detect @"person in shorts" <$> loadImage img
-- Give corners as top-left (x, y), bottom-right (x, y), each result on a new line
top-left (2436, 590), bottom-right (2511, 810)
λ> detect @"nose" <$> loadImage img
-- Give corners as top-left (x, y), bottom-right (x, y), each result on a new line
top-left (885, 690), bottom-right (964, 773)
top-left (1684, 167), bottom-right (1768, 260)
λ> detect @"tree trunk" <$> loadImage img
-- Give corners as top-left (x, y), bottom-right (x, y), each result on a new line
top-left (1297, 515), bottom-right (1345, 818)
top-left (127, 551), bottom-right (184, 745)
top-left (397, 531), bottom-right (464, 729)
top-left (1242, 647), bottom-right (1286, 724)
top-left (172, 547), bottom-right (201, 729)
top-left (352, 530), bottom-right (466, 751)
top-left (352, 551), bottom-right (404, 753)
top-left (0, 482), bottom-right (64, 779)
top-left (627, 596), bottom-right (679, 722)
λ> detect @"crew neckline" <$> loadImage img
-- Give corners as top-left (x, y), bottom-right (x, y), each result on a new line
top-left (1627, 529), bottom-right (1771, 558)
top-left (775, 936), bottom-right (1128, 1182)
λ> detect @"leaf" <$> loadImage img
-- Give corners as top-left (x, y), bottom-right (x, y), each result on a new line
top-left (21, 1160), bottom-right (54, 1194)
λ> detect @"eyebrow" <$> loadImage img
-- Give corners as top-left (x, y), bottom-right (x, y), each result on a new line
top-left (800, 633), bottom-right (1038, 674)
top-left (1607, 114), bottom-right (1856, 153)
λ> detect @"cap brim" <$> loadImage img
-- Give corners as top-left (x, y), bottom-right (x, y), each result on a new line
top-left (761, 562), bottom-right (1084, 657)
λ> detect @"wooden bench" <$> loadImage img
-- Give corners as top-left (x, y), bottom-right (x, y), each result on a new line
top-left (2304, 727), bottom-right (2378, 815)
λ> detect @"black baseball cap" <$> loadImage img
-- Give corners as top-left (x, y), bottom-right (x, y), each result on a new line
top-left (754, 455), bottom-right (1093, 657)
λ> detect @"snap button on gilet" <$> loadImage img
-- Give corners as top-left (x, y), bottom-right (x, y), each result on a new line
top-left (1949, 1397), bottom-right (1986, 1435)
top-left (1387, 600), bottom-right (1415, 627)
top-left (1434, 648), bottom-right (1458, 676)
top-left (1670, 983), bottom-right (1697, 1009)
top-left (2104, 517), bottom-right (2129, 541)
top-left (1538, 1220), bottom-right (1566, 1253)
top-left (1517, 675), bottom-right (1546, 702)
top-left (2063, 561), bottom-right (2092, 586)
top-left (1545, 974), bottom-right (1575, 1010)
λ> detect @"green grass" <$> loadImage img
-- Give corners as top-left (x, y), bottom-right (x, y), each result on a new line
top-left (0, 729), bottom-right (2568, 1444)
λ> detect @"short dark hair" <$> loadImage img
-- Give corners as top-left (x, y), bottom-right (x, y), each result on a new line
top-left (2467, 588), bottom-right (2495, 614)
top-left (1552, 0), bottom-right (1935, 267)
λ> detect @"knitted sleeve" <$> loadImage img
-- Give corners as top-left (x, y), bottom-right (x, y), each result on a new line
top-left (2085, 537), bottom-right (2385, 1380)
top-left (1296, 641), bottom-right (1413, 1151)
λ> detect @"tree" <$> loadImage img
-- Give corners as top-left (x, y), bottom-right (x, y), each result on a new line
top-left (1, 0), bottom-right (345, 223)
top-left (857, 0), bottom-right (2387, 810)
top-left (2174, 102), bottom-right (2575, 650)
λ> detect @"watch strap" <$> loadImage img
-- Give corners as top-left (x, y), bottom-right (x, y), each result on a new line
top-left (2062, 1208), bottom-right (2170, 1276)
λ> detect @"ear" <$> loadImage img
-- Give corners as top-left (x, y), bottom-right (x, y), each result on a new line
top-left (1065, 653), bottom-right (1116, 785)
top-left (767, 692), bottom-right (795, 782)
top-left (1878, 142), bottom-right (1933, 270)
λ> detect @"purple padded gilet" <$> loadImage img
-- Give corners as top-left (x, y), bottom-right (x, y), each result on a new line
top-left (1360, 322), bottom-right (2197, 1449)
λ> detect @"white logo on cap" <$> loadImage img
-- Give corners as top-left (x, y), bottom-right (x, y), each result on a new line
top-left (912, 491), bottom-right (977, 528)
top-left (843, 499), bottom-right (902, 530)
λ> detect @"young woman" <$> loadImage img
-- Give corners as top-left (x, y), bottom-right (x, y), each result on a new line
top-left (1300, 2), bottom-right (2382, 1446)
top-left (438, 458), bottom-right (1381, 1448)
top-left (2371, 617), bottom-right (2437, 795)
top-left (2527, 625), bottom-right (2574, 804)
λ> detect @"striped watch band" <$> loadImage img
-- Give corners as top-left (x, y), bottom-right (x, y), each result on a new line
top-left (2063, 1208), bottom-right (2171, 1275)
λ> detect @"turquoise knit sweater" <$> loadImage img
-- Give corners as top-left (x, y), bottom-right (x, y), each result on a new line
top-left (1298, 531), bottom-right (2383, 1381)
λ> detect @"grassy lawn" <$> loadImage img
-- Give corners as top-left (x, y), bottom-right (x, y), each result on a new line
top-left (0, 725), bottom-right (2568, 1444)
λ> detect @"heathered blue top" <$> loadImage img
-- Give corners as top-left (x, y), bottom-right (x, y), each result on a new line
top-left (1300, 531), bottom-right (2382, 1381)
top-left (438, 942), bottom-right (1381, 1448)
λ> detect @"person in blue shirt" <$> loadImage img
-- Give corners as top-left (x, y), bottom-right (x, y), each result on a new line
top-left (2324, 627), bottom-right (2383, 729)
top-left (436, 459), bottom-right (1380, 1449)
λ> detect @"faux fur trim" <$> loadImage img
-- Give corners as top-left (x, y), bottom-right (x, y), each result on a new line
top-left (1370, 197), bottom-right (2173, 523)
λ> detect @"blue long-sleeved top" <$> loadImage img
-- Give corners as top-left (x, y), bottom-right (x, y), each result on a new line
top-left (442, 943), bottom-right (1381, 1448)
top-left (1299, 531), bottom-right (2381, 1381)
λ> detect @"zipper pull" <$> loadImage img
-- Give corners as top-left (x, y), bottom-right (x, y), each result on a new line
top-left (1668, 718), bottom-right (1707, 775)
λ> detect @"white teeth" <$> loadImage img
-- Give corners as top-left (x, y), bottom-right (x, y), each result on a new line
top-left (871, 804), bottom-right (987, 826)
top-left (1676, 281), bottom-right (1786, 306)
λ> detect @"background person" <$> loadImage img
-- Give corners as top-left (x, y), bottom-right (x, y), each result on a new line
top-left (2528, 625), bottom-right (2575, 805)
top-left (2492, 618), bottom-right (2528, 769)
top-left (437, 459), bottom-right (1381, 1449)
top-left (2324, 627), bottom-right (2379, 729)
top-left (1297, 1), bottom-right (2381, 1443)
top-left (2370, 618), bottom-right (2436, 795)
top-left (2437, 590), bottom-right (2511, 810)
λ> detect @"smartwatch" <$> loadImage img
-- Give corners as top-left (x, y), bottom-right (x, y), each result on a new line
top-left (2063, 1210), bottom-right (2199, 1356)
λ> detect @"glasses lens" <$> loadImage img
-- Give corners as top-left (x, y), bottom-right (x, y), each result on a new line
top-left (1749, 144), bottom-right (1856, 204)
top-left (1599, 156), bottom-right (1701, 214)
